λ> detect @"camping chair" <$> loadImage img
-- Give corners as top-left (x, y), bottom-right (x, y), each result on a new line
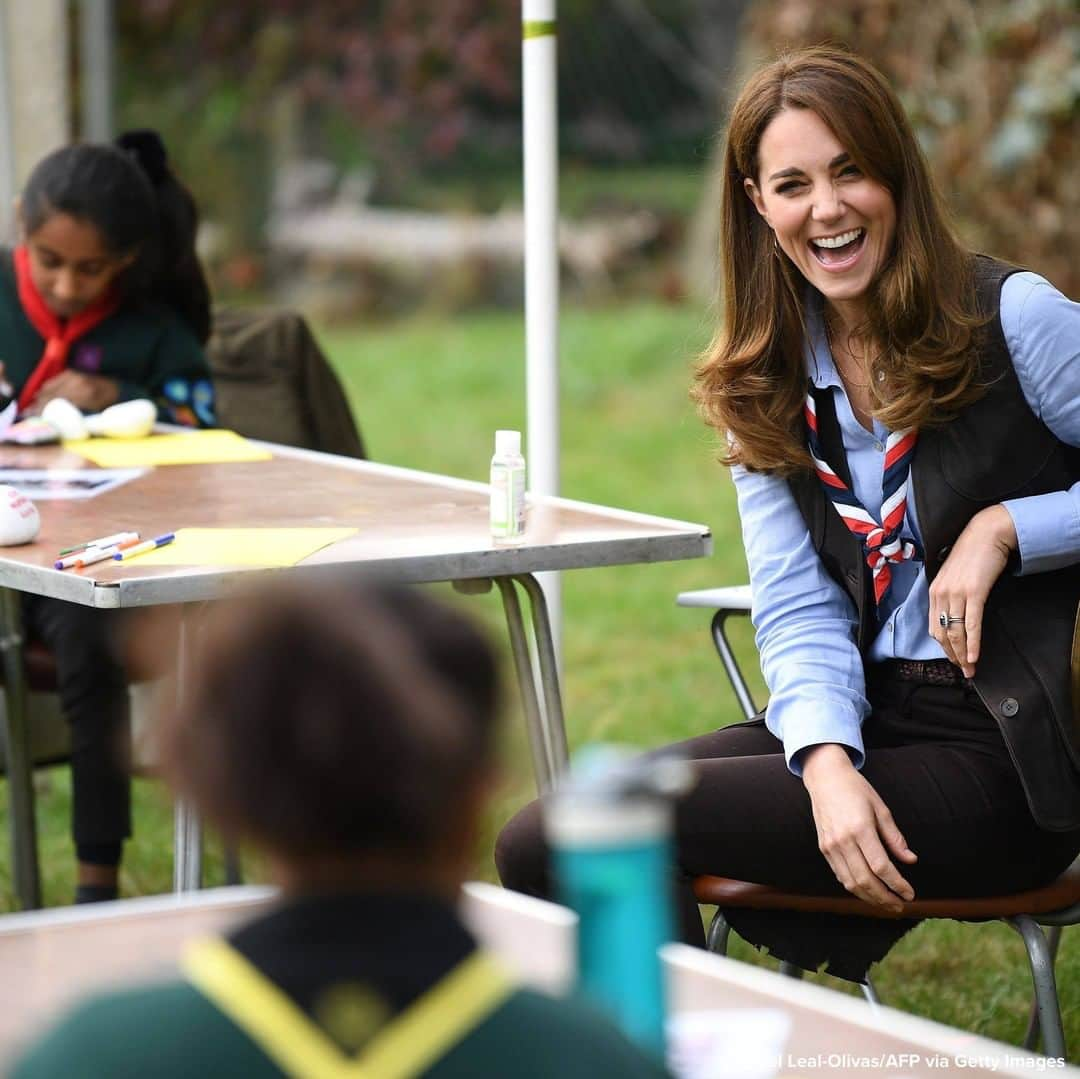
top-left (207, 306), bottom-right (366, 459)
top-left (0, 307), bottom-right (364, 911)
top-left (677, 584), bottom-right (1080, 1058)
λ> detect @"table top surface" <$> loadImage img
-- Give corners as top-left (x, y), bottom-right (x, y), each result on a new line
top-left (0, 438), bottom-right (711, 607)
top-left (0, 886), bottom-right (1067, 1077)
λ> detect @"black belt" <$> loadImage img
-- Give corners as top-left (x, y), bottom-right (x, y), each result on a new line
top-left (877, 658), bottom-right (967, 686)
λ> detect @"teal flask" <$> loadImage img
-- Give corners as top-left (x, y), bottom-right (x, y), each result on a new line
top-left (544, 749), bottom-right (693, 1059)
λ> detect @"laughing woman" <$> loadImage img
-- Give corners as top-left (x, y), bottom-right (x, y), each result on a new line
top-left (496, 45), bottom-right (1080, 982)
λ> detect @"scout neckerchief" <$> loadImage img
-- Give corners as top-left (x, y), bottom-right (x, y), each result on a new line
top-left (804, 385), bottom-right (919, 611)
top-left (13, 244), bottom-right (121, 411)
top-left (183, 936), bottom-right (515, 1079)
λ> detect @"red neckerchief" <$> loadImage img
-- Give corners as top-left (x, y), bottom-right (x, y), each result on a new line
top-left (13, 244), bottom-right (121, 410)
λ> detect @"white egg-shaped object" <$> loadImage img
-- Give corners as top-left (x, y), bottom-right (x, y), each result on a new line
top-left (0, 485), bottom-right (40, 545)
top-left (41, 397), bottom-right (89, 440)
top-left (84, 399), bottom-right (157, 439)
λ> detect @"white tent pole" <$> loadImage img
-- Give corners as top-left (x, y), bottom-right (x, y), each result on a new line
top-left (522, 0), bottom-right (562, 668)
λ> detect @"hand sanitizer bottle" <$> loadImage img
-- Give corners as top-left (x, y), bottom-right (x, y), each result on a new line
top-left (490, 429), bottom-right (526, 544)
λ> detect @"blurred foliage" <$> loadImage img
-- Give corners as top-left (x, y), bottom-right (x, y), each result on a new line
top-left (119, 1), bottom-right (520, 175)
top-left (742, 0), bottom-right (1080, 295)
top-left (116, 1), bottom-right (519, 253)
top-left (115, 0), bottom-right (722, 261)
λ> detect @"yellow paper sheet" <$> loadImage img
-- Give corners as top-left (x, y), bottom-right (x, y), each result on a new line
top-left (63, 430), bottom-right (272, 467)
top-left (115, 527), bottom-right (357, 568)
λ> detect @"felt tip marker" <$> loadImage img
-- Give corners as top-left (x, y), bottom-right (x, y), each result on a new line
top-left (55, 544), bottom-right (118, 570)
top-left (55, 534), bottom-right (143, 570)
top-left (72, 545), bottom-right (122, 569)
top-left (58, 531), bottom-right (139, 557)
top-left (113, 533), bottom-right (175, 561)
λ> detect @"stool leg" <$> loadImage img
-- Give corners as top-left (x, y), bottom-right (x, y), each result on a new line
top-left (1022, 924), bottom-right (1062, 1052)
top-left (710, 611), bottom-right (757, 721)
top-left (705, 910), bottom-right (731, 956)
top-left (1008, 916), bottom-right (1066, 1059)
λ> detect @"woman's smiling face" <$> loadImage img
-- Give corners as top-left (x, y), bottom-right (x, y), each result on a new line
top-left (745, 106), bottom-right (896, 316)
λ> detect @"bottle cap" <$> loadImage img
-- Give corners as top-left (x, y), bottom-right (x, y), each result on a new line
top-left (541, 743), bottom-right (695, 845)
top-left (494, 429), bottom-right (521, 456)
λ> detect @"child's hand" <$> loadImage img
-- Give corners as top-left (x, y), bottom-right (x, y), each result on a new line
top-left (30, 371), bottom-right (120, 414)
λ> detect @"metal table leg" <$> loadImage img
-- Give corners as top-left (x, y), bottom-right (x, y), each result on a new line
top-left (0, 587), bottom-right (41, 909)
top-left (486, 574), bottom-right (568, 794)
top-left (456, 574), bottom-right (568, 794)
top-left (514, 573), bottom-right (568, 775)
top-left (491, 578), bottom-right (554, 794)
top-left (172, 605), bottom-right (202, 892)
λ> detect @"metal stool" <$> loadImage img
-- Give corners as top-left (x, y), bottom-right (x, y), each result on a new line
top-left (694, 866), bottom-right (1080, 1058)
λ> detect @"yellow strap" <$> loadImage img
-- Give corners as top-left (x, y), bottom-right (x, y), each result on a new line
top-left (182, 937), bottom-right (515, 1079)
top-left (522, 19), bottom-right (557, 38)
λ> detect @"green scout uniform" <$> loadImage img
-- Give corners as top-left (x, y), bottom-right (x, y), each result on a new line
top-left (0, 249), bottom-right (214, 426)
top-left (12, 893), bottom-right (671, 1079)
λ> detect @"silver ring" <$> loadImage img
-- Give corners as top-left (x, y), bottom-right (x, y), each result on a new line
top-left (938, 613), bottom-right (965, 628)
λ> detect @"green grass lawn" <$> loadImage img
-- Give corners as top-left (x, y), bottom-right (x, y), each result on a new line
top-left (2, 299), bottom-right (1075, 1054)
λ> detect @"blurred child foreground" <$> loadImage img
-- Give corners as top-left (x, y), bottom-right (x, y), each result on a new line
top-left (11, 581), bottom-right (668, 1078)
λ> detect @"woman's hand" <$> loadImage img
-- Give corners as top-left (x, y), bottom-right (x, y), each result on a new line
top-left (28, 371), bottom-right (121, 415)
top-left (928, 505), bottom-right (1017, 679)
top-left (801, 744), bottom-right (917, 912)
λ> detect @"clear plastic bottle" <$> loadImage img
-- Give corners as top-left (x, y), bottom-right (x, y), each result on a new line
top-left (490, 429), bottom-right (526, 543)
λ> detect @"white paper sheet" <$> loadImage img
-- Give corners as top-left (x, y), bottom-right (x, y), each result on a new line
top-left (0, 468), bottom-right (147, 500)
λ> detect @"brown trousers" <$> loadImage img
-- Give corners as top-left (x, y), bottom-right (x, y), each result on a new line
top-left (495, 668), bottom-right (1080, 981)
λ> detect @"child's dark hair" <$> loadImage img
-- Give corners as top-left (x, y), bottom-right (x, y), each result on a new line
top-left (21, 133), bottom-right (211, 343)
top-left (115, 130), bottom-right (211, 343)
top-left (158, 582), bottom-right (501, 860)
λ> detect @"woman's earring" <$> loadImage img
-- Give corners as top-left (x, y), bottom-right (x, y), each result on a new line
top-left (772, 234), bottom-right (780, 258)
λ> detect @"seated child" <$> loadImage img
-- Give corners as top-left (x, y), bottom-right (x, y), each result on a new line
top-left (12, 583), bottom-right (670, 1078)
top-left (0, 132), bottom-right (213, 901)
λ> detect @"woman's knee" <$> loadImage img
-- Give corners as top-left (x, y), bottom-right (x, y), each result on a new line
top-left (494, 797), bottom-right (551, 897)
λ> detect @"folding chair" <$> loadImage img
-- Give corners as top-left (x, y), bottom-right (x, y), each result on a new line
top-left (677, 583), bottom-right (1080, 1058)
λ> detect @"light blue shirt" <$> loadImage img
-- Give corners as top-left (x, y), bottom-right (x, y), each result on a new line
top-left (732, 272), bottom-right (1080, 773)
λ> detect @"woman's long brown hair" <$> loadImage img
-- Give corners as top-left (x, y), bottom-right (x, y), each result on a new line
top-left (693, 46), bottom-right (988, 475)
